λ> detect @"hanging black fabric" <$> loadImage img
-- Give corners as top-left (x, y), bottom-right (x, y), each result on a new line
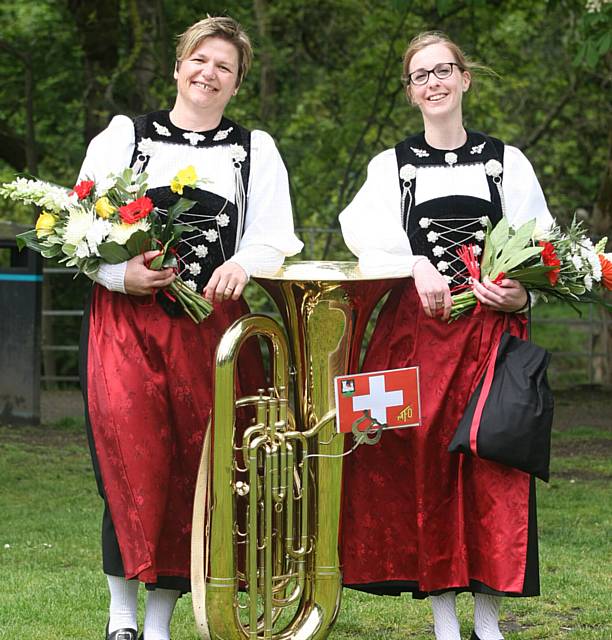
top-left (448, 331), bottom-right (554, 481)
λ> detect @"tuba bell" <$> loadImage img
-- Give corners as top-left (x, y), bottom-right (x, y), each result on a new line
top-left (191, 261), bottom-right (405, 640)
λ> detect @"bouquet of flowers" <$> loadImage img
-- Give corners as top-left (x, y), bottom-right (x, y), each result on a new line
top-left (450, 216), bottom-right (612, 320)
top-left (0, 167), bottom-right (212, 323)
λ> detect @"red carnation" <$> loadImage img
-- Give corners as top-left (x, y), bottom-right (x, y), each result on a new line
top-left (71, 179), bottom-right (95, 200)
top-left (118, 196), bottom-right (154, 224)
top-left (539, 241), bottom-right (561, 286)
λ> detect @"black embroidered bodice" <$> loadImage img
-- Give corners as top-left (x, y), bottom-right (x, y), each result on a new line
top-left (129, 110), bottom-right (251, 314)
top-left (395, 130), bottom-right (505, 289)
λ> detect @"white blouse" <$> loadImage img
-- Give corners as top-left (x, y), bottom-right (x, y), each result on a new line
top-left (339, 144), bottom-right (554, 277)
top-left (78, 115), bottom-right (303, 292)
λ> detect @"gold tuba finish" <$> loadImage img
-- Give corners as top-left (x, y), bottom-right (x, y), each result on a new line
top-left (192, 261), bottom-right (405, 640)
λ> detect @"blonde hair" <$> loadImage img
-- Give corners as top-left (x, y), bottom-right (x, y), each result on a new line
top-left (175, 16), bottom-right (253, 87)
top-left (401, 31), bottom-right (493, 89)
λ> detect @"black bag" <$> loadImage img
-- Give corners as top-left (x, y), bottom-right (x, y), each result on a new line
top-left (448, 331), bottom-right (554, 481)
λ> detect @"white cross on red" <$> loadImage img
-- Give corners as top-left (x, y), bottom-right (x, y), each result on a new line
top-left (351, 375), bottom-right (404, 424)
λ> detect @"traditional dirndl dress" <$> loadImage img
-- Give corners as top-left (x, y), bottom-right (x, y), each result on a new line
top-left (80, 111), bottom-right (264, 591)
top-left (340, 131), bottom-right (540, 598)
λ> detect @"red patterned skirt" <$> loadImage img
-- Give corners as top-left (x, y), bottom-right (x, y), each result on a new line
top-left (84, 285), bottom-right (261, 585)
top-left (341, 281), bottom-right (539, 597)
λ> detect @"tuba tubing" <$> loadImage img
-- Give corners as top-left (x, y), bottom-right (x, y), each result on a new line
top-left (192, 261), bottom-right (407, 640)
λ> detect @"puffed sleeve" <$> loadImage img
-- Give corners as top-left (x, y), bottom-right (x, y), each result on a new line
top-left (77, 115), bottom-right (135, 293)
top-left (503, 145), bottom-right (554, 233)
top-left (230, 130), bottom-right (303, 277)
top-left (339, 149), bottom-right (426, 276)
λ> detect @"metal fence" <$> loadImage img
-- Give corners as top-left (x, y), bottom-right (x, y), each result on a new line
top-left (41, 229), bottom-right (611, 387)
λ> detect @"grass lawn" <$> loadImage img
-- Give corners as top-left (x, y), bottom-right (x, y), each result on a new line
top-left (0, 388), bottom-right (610, 640)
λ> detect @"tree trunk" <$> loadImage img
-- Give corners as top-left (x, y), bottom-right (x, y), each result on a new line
top-left (254, 0), bottom-right (277, 122)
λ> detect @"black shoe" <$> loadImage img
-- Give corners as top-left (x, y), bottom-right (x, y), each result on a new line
top-left (470, 631), bottom-right (503, 640)
top-left (105, 623), bottom-right (137, 640)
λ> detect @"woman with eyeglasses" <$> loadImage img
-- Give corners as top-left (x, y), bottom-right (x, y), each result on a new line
top-left (339, 32), bottom-right (553, 640)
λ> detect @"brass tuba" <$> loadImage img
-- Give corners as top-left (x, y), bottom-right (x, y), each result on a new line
top-left (191, 261), bottom-right (404, 640)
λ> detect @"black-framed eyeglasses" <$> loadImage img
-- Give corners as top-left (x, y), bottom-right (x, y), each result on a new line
top-left (407, 62), bottom-right (463, 86)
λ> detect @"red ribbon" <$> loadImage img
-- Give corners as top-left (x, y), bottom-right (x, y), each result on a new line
top-left (469, 338), bottom-right (501, 455)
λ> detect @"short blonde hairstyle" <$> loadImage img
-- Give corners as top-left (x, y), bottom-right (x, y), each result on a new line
top-left (175, 16), bottom-right (253, 87)
top-left (401, 31), bottom-right (492, 88)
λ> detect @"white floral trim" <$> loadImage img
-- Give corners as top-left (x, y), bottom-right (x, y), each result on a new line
top-left (485, 159), bottom-right (503, 177)
top-left (432, 245), bottom-right (444, 257)
top-left (473, 245), bottom-right (482, 256)
top-left (426, 231), bottom-right (439, 243)
top-left (470, 142), bottom-right (486, 155)
top-left (187, 262), bottom-right (202, 276)
top-left (152, 121), bottom-right (171, 137)
top-left (183, 131), bottom-right (206, 146)
top-left (410, 146), bottom-right (429, 158)
top-left (185, 279), bottom-right (197, 291)
top-left (216, 213), bottom-right (230, 227)
top-left (194, 244), bottom-right (209, 258)
top-left (437, 260), bottom-right (449, 272)
top-left (419, 217), bottom-right (431, 229)
top-left (230, 144), bottom-right (247, 163)
top-left (444, 152), bottom-right (458, 167)
top-left (137, 137), bottom-right (156, 156)
top-left (399, 163), bottom-right (417, 181)
top-left (475, 230), bottom-right (485, 241)
top-left (203, 229), bottom-right (219, 242)
top-left (479, 216), bottom-right (489, 226)
top-left (213, 127), bottom-right (233, 141)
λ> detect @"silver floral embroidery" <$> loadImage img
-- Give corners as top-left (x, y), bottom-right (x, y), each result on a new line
top-left (213, 127), bottom-right (233, 141)
top-left (410, 146), bottom-right (429, 158)
top-left (183, 131), bottom-right (205, 146)
top-left (203, 229), bottom-right (219, 242)
top-left (187, 262), bottom-right (202, 276)
top-left (470, 142), bottom-right (486, 155)
top-left (216, 213), bottom-right (230, 227)
top-left (152, 121), bottom-right (171, 137)
top-left (194, 244), bottom-right (209, 258)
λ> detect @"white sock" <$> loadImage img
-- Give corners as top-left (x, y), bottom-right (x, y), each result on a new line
top-left (106, 574), bottom-right (139, 633)
top-left (143, 588), bottom-right (180, 640)
top-left (474, 593), bottom-right (504, 640)
top-left (430, 592), bottom-right (461, 640)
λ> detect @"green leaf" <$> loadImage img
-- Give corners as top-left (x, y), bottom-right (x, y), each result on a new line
top-left (166, 198), bottom-right (197, 224)
top-left (98, 241), bottom-right (131, 264)
top-left (41, 244), bottom-right (62, 259)
top-left (495, 246), bottom-right (543, 275)
top-left (16, 230), bottom-right (44, 252)
top-left (125, 230), bottom-right (152, 257)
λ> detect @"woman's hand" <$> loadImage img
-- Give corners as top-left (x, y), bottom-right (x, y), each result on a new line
top-left (472, 277), bottom-right (528, 313)
top-left (204, 261), bottom-right (248, 303)
top-left (124, 250), bottom-right (176, 296)
top-left (412, 259), bottom-right (452, 320)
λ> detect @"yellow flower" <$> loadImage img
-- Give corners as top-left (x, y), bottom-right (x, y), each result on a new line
top-left (170, 165), bottom-right (197, 195)
top-left (95, 196), bottom-right (116, 219)
top-left (35, 211), bottom-right (57, 238)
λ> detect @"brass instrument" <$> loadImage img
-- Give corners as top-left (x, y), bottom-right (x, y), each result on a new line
top-left (192, 261), bottom-right (406, 640)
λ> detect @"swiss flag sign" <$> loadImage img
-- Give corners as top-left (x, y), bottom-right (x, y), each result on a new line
top-left (334, 367), bottom-right (421, 434)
